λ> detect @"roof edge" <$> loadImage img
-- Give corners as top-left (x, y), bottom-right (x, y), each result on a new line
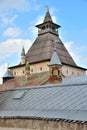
top-left (36, 21), bottom-right (61, 28)
top-left (0, 116), bottom-right (86, 123)
top-left (63, 63), bottom-right (87, 70)
top-left (9, 64), bottom-right (25, 69)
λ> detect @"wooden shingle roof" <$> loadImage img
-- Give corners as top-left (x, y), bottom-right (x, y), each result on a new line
top-left (26, 33), bottom-right (76, 66)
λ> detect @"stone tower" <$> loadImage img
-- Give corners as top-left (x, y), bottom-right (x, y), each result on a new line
top-left (9, 9), bottom-right (86, 77)
top-left (26, 9), bottom-right (86, 76)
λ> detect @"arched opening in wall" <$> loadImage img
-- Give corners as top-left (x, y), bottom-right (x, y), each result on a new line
top-left (42, 26), bottom-right (45, 30)
top-left (77, 72), bottom-right (79, 76)
top-left (23, 70), bottom-right (25, 74)
top-left (14, 72), bottom-right (16, 76)
top-left (66, 70), bottom-right (68, 73)
top-left (72, 71), bottom-right (74, 75)
top-left (40, 67), bottom-right (42, 71)
top-left (47, 25), bottom-right (48, 28)
top-left (58, 70), bottom-right (61, 76)
top-left (31, 69), bottom-right (33, 72)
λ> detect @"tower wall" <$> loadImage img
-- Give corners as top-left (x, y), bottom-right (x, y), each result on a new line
top-left (9, 10), bottom-right (86, 78)
top-left (30, 61), bottom-right (49, 74)
top-left (10, 66), bottom-right (25, 77)
top-left (10, 62), bottom-right (86, 77)
top-left (62, 64), bottom-right (86, 77)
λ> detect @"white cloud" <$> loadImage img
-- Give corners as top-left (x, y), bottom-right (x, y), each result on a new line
top-left (64, 41), bottom-right (74, 51)
top-left (0, 0), bottom-right (41, 17)
top-left (0, 0), bottom-right (30, 13)
top-left (64, 41), bottom-right (80, 62)
top-left (50, 7), bottom-right (58, 23)
top-left (0, 0), bottom-right (30, 26)
top-left (64, 41), bottom-right (87, 67)
top-left (0, 0), bottom-right (41, 26)
top-left (0, 38), bottom-right (32, 61)
top-left (29, 15), bottom-right (44, 37)
top-left (3, 27), bottom-right (21, 38)
top-left (1, 14), bottom-right (18, 26)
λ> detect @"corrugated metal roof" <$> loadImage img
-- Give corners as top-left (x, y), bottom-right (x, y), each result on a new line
top-left (3, 69), bottom-right (13, 78)
top-left (0, 76), bottom-right (87, 121)
top-left (49, 47), bottom-right (62, 66)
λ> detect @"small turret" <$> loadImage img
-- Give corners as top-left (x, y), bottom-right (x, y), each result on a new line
top-left (21, 46), bottom-right (26, 65)
top-left (36, 8), bottom-right (61, 36)
top-left (3, 68), bottom-right (14, 83)
top-left (49, 41), bottom-right (62, 83)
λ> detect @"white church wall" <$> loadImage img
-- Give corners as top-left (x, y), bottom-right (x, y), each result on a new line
top-left (62, 64), bottom-right (86, 77)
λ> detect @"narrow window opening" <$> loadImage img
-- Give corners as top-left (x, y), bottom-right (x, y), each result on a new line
top-left (31, 69), bottom-right (33, 72)
top-left (40, 67), bottom-right (42, 71)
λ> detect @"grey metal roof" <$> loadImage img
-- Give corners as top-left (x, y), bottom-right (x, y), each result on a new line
top-left (49, 47), bottom-right (62, 66)
top-left (0, 75), bottom-right (87, 121)
top-left (3, 69), bottom-right (13, 78)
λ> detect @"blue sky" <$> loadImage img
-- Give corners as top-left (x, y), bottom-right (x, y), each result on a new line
top-left (0, 0), bottom-right (87, 69)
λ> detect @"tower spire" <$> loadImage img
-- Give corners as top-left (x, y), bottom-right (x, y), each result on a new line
top-left (21, 46), bottom-right (26, 65)
top-left (49, 40), bottom-right (62, 66)
top-left (36, 8), bottom-right (60, 36)
top-left (21, 46), bottom-right (25, 56)
top-left (44, 7), bottom-right (53, 22)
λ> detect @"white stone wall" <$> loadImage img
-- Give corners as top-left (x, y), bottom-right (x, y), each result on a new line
top-left (10, 66), bottom-right (25, 77)
top-left (62, 64), bottom-right (86, 77)
top-left (10, 62), bottom-right (86, 78)
top-left (30, 61), bottom-right (49, 74)
top-left (0, 128), bottom-right (30, 130)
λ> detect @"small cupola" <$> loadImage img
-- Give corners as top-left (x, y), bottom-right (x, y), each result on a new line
top-left (36, 8), bottom-right (61, 36)
top-left (48, 41), bottom-right (62, 83)
top-left (3, 69), bottom-right (14, 83)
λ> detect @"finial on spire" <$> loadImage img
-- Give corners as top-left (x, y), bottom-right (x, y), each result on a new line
top-left (21, 46), bottom-right (25, 56)
top-left (21, 46), bottom-right (26, 64)
top-left (44, 6), bottom-right (49, 12)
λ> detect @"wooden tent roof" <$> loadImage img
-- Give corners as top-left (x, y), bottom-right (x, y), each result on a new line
top-left (26, 33), bottom-right (76, 66)
top-left (26, 10), bottom-right (76, 67)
